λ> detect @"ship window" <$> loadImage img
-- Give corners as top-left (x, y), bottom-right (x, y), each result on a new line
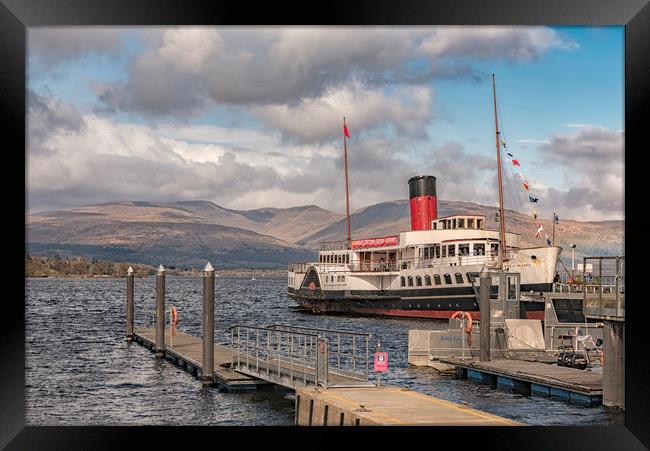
top-left (455, 273), bottom-right (464, 284)
top-left (467, 272), bottom-right (479, 283)
top-left (448, 245), bottom-right (456, 257)
top-left (444, 273), bottom-right (452, 285)
top-left (435, 245), bottom-right (441, 258)
top-left (459, 243), bottom-right (470, 256)
top-left (474, 243), bottom-right (485, 256)
top-left (490, 243), bottom-right (499, 256)
top-left (468, 218), bottom-right (475, 229)
top-left (425, 275), bottom-right (432, 286)
top-left (341, 276), bottom-right (345, 282)
top-left (416, 276), bottom-right (422, 286)
top-left (424, 247), bottom-right (429, 259)
top-left (477, 219), bottom-right (483, 229)
top-left (434, 274), bottom-right (442, 285)
top-left (452, 218), bottom-right (457, 229)
top-left (400, 276), bottom-right (405, 287)
top-left (346, 254), bottom-right (349, 264)
top-left (432, 222), bottom-right (437, 230)
top-left (408, 276), bottom-right (414, 286)
top-left (458, 218), bottom-right (465, 228)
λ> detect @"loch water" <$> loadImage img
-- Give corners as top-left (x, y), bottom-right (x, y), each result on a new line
top-left (25, 276), bottom-right (623, 426)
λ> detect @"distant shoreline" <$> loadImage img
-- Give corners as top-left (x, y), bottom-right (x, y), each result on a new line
top-left (25, 255), bottom-right (287, 278)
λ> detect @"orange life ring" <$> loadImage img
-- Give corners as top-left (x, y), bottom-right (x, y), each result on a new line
top-left (451, 311), bottom-right (473, 345)
top-left (171, 306), bottom-right (178, 323)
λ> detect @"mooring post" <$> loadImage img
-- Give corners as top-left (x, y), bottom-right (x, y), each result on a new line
top-left (479, 266), bottom-right (491, 362)
top-left (155, 264), bottom-right (166, 358)
top-left (202, 261), bottom-right (215, 386)
top-left (603, 321), bottom-right (625, 408)
top-left (126, 266), bottom-right (134, 342)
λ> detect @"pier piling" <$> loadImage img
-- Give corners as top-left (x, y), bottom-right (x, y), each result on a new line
top-left (479, 267), bottom-right (491, 362)
top-left (155, 265), bottom-right (166, 358)
top-left (603, 321), bottom-right (625, 408)
top-left (202, 262), bottom-right (215, 386)
top-left (126, 266), bottom-right (134, 342)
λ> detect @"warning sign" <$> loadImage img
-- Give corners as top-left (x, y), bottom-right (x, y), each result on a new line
top-left (374, 352), bottom-right (388, 372)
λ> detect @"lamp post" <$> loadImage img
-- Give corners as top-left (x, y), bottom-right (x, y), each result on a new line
top-left (570, 244), bottom-right (576, 280)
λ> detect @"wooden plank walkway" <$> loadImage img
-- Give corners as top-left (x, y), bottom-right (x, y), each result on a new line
top-left (133, 327), bottom-right (370, 389)
top-left (439, 357), bottom-right (602, 395)
top-left (296, 386), bottom-right (522, 426)
top-left (133, 328), bottom-right (270, 389)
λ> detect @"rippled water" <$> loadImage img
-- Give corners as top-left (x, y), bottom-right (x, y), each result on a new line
top-left (26, 276), bottom-right (623, 426)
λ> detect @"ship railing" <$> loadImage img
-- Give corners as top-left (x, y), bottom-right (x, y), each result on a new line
top-left (319, 240), bottom-right (352, 251)
top-left (228, 324), bottom-right (374, 389)
top-left (288, 262), bottom-right (311, 273)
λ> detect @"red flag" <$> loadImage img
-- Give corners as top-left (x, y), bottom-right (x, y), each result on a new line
top-left (512, 159), bottom-right (520, 167)
top-left (344, 124), bottom-right (350, 138)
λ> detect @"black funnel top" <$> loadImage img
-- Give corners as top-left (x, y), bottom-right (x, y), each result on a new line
top-left (408, 175), bottom-right (437, 199)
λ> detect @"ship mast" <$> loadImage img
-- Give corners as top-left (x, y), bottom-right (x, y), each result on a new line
top-left (492, 74), bottom-right (507, 269)
top-left (343, 117), bottom-right (351, 246)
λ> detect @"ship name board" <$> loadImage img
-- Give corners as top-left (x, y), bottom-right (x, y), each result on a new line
top-left (351, 236), bottom-right (400, 249)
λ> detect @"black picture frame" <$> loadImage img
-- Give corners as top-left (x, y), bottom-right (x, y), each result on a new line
top-left (3, 0), bottom-right (648, 448)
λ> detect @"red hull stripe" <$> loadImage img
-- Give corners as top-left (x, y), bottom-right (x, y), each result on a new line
top-left (354, 308), bottom-right (481, 320)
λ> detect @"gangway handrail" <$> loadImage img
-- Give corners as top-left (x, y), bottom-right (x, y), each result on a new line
top-left (228, 324), bottom-right (319, 338)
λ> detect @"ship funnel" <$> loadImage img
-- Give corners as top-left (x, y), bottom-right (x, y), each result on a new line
top-left (408, 175), bottom-right (437, 231)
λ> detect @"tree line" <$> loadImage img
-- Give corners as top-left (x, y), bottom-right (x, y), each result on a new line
top-left (25, 255), bottom-right (156, 278)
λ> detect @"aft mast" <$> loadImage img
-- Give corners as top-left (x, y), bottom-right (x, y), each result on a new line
top-left (492, 74), bottom-right (507, 269)
top-left (343, 117), bottom-right (351, 247)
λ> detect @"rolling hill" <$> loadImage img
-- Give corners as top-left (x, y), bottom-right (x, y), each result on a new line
top-left (26, 199), bottom-right (623, 269)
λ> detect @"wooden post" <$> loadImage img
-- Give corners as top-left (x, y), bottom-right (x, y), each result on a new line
top-left (155, 265), bottom-right (165, 358)
top-left (126, 266), bottom-right (134, 342)
top-left (202, 262), bottom-right (215, 386)
top-left (479, 267), bottom-right (491, 362)
top-left (603, 321), bottom-right (625, 408)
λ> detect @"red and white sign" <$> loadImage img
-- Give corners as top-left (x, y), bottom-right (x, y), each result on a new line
top-left (374, 352), bottom-right (388, 372)
top-left (351, 236), bottom-right (399, 249)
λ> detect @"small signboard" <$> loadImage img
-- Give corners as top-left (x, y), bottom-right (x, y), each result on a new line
top-left (374, 352), bottom-right (388, 372)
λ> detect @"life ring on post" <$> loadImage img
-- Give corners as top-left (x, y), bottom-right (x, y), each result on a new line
top-left (171, 306), bottom-right (178, 323)
top-left (450, 310), bottom-right (473, 345)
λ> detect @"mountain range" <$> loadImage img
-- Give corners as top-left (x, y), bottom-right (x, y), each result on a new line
top-left (26, 199), bottom-right (624, 269)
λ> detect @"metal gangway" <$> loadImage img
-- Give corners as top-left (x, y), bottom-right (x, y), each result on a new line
top-left (228, 324), bottom-right (377, 389)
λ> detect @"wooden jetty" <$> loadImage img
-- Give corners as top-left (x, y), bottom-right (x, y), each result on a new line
top-left (440, 357), bottom-right (603, 406)
top-left (133, 327), bottom-right (271, 391)
top-left (295, 386), bottom-right (522, 426)
top-left (127, 265), bottom-right (524, 425)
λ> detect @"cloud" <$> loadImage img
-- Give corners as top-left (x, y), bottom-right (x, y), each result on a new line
top-left (28, 28), bottom-right (124, 63)
top-left (27, 92), bottom-right (497, 215)
top-left (535, 125), bottom-right (624, 220)
top-left (418, 26), bottom-right (578, 60)
top-left (252, 82), bottom-right (433, 143)
top-left (92, 26), bottom-right (575, 122)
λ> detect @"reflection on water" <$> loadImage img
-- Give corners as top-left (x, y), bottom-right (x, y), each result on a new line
top-left (26, 276), bottom-right (623, 426)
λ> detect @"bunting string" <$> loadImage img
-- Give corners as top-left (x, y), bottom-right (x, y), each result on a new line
top-left (497, 130), bottom-right (552, 245)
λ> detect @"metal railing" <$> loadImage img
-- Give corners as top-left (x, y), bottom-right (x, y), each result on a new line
top-left (268, 324), bottom-right (373, 385)
top-left (290, 251), bottom-right (515, 274)
top-left (228, 324), bottom-right (374, 389)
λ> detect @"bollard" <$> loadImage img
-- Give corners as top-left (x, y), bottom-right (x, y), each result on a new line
top-left (126, 266), bottom-right (134, 342)
top-left (155, 265), bottom-right (166, 358)
top-left (603, 321), bottom-right (625, 408)
top-left (202, 262), bottom-right (215, 386)
top-left (479, 266), bottom-right (491, 362)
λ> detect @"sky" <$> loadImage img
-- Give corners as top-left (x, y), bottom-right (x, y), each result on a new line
top-left (26, 26), bottom-right (624, 222)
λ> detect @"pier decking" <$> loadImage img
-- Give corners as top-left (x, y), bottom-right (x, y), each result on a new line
top-left (132, 327), bottom-right (521, 425)
top-left (133, 328), bottom-right (270, 390)
top-left (440, 357), bottom-right (602, 406)
top-left (295, 386), bottom-right (522, 426)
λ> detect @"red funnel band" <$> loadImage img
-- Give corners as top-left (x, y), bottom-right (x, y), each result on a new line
top-left (409, 196), bottom-right (438, 231)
